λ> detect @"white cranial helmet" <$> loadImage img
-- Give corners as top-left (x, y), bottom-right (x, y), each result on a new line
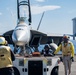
top-left (0, 37), bottom-right (6, 45)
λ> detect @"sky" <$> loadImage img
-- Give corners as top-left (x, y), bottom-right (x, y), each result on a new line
top-left (0, 0), bottom-right (76, 35)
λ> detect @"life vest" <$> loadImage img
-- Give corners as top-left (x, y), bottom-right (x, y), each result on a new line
top-left (0, 46), bottom-right (13, 68)
top-left (61, 41), bottom-right (72, 56)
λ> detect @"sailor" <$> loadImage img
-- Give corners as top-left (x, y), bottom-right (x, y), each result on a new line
top-left (54, 35), bottom-right (74, 75)
top-left (43, 44), bottom-right (52, 56)
top-left (0, 37), bottom-right (15, 75)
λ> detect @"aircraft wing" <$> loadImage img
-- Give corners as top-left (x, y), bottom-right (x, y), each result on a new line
top-left (2, 30), bottom-right (47, 46)
top-left (3, 30), bottom-right (14, 44)
top-left (47, 33), bottom-right (63, 46)
top-left (3, 30), bottom-right (63, 46)
top-left (29, 30), bottom-right (47, 47)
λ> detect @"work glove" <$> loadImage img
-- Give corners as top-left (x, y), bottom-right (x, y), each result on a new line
top-left (71, 57), bottom-right (74, 62)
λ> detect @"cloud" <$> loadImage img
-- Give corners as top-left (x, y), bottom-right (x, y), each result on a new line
top-left (0, 12), bottom-right (2, 15)
top-left (35, 0), bottom-right (46, 2)
top-left (31, 5), bottom-right (61, 15)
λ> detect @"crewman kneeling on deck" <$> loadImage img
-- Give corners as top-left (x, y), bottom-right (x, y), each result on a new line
top-left (43, 44), bottom-right (52, 56)
top-left (54, 35), bottom-right (75, 75)
top-left (0, 37), bottom-right (15, 75)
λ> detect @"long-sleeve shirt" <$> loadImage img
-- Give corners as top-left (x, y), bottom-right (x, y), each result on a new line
top-left (54, 41), bottom-right (74, 57)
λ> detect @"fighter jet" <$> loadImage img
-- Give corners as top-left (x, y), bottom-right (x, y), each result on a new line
top-left (3, 0), bottom-right (63, 55)
top-left (3, 0), bottom-right (47, 54)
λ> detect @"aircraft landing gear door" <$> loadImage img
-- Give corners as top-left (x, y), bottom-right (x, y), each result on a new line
top-left (28, 60), bottom-right (43, 75)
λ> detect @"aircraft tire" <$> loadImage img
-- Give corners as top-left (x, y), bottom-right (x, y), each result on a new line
top-left (51, 67), bottom-right (58, 75)
top-left (13, 67), bottom-right (20, 75)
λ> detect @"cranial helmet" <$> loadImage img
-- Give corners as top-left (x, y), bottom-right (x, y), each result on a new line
top-left (0, 37), bottom-right (6, 45)
top-left (44, 45), bottom-right (50, 49)
top-left (63, 35), bottom-right (69, 40)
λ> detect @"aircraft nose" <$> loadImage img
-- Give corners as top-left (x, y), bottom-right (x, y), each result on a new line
top-left (12, 30), bottom-right (26, 41)
top-left (13, 31), bottom-right (23, 41)
top-left (12, 27), bottom-right (31, 46)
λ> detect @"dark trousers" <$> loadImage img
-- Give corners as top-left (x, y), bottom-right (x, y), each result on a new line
top-left (0, 67), bottom-right (13, 75)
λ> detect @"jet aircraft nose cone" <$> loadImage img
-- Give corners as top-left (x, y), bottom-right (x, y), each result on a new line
top-left (12, 30), bottom-right (26, 41)
top-left (12, 24), bottom-right (31, 46)
top-left (14, 32), bottom-right (21, 41)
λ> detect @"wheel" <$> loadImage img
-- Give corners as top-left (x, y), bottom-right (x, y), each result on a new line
top-left (13, 67), bottom-right (20, 75)
top-left (51, 67), bottom-right (58, 75)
